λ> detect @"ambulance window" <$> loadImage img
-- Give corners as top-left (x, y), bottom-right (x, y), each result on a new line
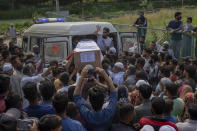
top-left (44, 41), bottom-right (68, 64)
top-left (30, 37), bottom-right (41, 51)
top-left (121, 37), bottom-right (135, 52)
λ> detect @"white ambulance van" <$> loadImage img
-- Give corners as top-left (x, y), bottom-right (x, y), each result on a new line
top-left (22, 19), bottom-right (138, 65)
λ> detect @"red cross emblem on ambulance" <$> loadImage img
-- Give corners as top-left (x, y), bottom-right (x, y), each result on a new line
top-left (50, 44), bottom-right (59, 56)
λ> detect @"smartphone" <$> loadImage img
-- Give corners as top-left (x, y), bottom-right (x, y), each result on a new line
top-left (17, 119), bottom-right (33, 131)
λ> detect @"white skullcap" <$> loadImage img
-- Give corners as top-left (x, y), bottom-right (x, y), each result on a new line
top-left (140, 125), bottom-right (154, 131)
top-left (62, 60), bottom-right (68, 66)
top-left (136, 80), bottom-right (149, 87)
top-left (128, 47), bottom-right (135, 53)
top-left (33, 45), bottom-right (39, 48)
top-left (114, 62), bottom-right (124, 70)
top-left (3, 64), bottom-right (13, 72)
top-left (159, 125), bottom-right (176, 131)
top-left (43, 68), bottom-right (48, 72)
top-left (163, 41), bottom-right (169, 45)
top-left (160, 77), bottom-right (172, 86)
top-left (109, 47), bottom-right (116, 54)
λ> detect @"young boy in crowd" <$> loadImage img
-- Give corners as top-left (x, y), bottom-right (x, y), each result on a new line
top-left (52, 92), bottom-right (85, 131)
top-left (23, 82), bottom-right (55, 119)
top-left (111, 103), bottom-right (135, 131)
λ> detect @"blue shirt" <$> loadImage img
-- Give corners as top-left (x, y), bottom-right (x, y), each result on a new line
top-left (164, 115), bottom-right (178, 124)
top-left (23, 104), bottom-right (55, 119)
top-left (40, 102), bottom-right (56, 113)
top-left (62, 117), bottom-right (85, 131)
top-left (166, 20), bottom-right (183, 40)
top-left (74, 91), bottom-right (118, 131)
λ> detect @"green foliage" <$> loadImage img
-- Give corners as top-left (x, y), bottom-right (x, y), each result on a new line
top-left (0, 20), bottom-right (33, 33)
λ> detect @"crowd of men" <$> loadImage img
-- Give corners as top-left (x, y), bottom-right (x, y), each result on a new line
top-left (0, 11), bottom-right (197, 131)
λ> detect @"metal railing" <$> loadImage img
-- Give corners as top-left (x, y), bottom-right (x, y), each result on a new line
top-left (113, 23), bottom-right (197, 58)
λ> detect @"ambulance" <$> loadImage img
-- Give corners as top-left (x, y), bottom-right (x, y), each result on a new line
top-left (22, 18), bottom-right (138, 65)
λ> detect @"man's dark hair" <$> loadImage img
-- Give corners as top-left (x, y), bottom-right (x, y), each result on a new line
top-left (179, 63), bottom-right (185, 72)
top-left (171, 59), bottom-right (178, 66)
top-left (185, 65), bottom-right (196, 78)
top-left (192, 59), bottom-right (197, 66)
top-left (187, 17), bottom-right (192, 22)
top-left (103, 27), bottom-right (110, 33)
top-left (89, 86), bottom-right (105, 111)
top-left (102, 58), bottom-right (110, 65)
top-left (159, 52), bottom-right (165, 61)
top-left (5, 92), bottom-right (21, 110)
top-left (68, 86), bottom-right (76, 102)
top-left (10, 55), bottom-right (19, 66)
top-left (26, 54), bottom-right (34, 60)
top-left (52, 67), bottom-right (65, 78)
top-left (52, 92), bottom-right (68, 114)
top-left (67, 102), bottom-right (78, 119)
top-left (128, 65), bottom-right (136, 75)
top-left (165, 54), bottom-right (172, 62)
top-left (59, 72), bottom-right (69, 86)
top-left (0, 74), bottom-right (10, 94)
top-left (138, 84), bottom-right (152, 99)
top-left (119, 103), bottom-right (134, 121)
top-left (38, 114), bottom-right (62, 131)
top-left (39, 81), bottom-right (56, 101)
top-left (22, 82), bottom-right (38, 102)
top-left (150, 54), bottom-right (158, 62)
top-left (159, 66), bottom-right (170, 77)
top-left (18, 53), bottom-right (24, 58)
top-left (151, 97), bottom-right (165, 115)
top-left (137, 57), bottom-right (145, 67)
top-left (49, 60), bottom-right (58, 67)
top-left (165, 83), bottom-right (178, 96)
top-left (136, 71), bottom-right (147, 81)
top-left (22, 64), bottom-right (32, 75)
top-left (188, 102), bottom-right (197, 120)
top-left (175, 12), bottom-right (182, 18)
top-left (164, 99), bottom-right (173, 114)
top-left (129, 57), bottom-right (136, 65)
top-left (144, 48), bottom-right (152, 55)
top-left (134, 53), bottom-right (141, 58)
top-left (2, 50), bottom-right (10, 60)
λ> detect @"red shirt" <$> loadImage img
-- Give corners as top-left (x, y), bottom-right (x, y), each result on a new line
top-left (140, 117), bottom-right (178, 131)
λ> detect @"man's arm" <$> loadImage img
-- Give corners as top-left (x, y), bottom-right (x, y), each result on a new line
top-left (142, 18), bottom-right (147, 27)
top-left (134, 18), bottom-right (139, 26)
top-left (156, 37), bottom-right (165, 51)
top-left (96, 67), bottom-right (116, 92)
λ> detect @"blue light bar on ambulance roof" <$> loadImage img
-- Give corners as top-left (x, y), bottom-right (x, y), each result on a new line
top-left (35, 18), bottom-right (66, 24)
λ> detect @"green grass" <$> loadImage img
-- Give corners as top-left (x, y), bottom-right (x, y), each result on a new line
top-left (1, 8), bottom-right (197, 44)
top-left (90, 8), bottom-right (197, 43)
